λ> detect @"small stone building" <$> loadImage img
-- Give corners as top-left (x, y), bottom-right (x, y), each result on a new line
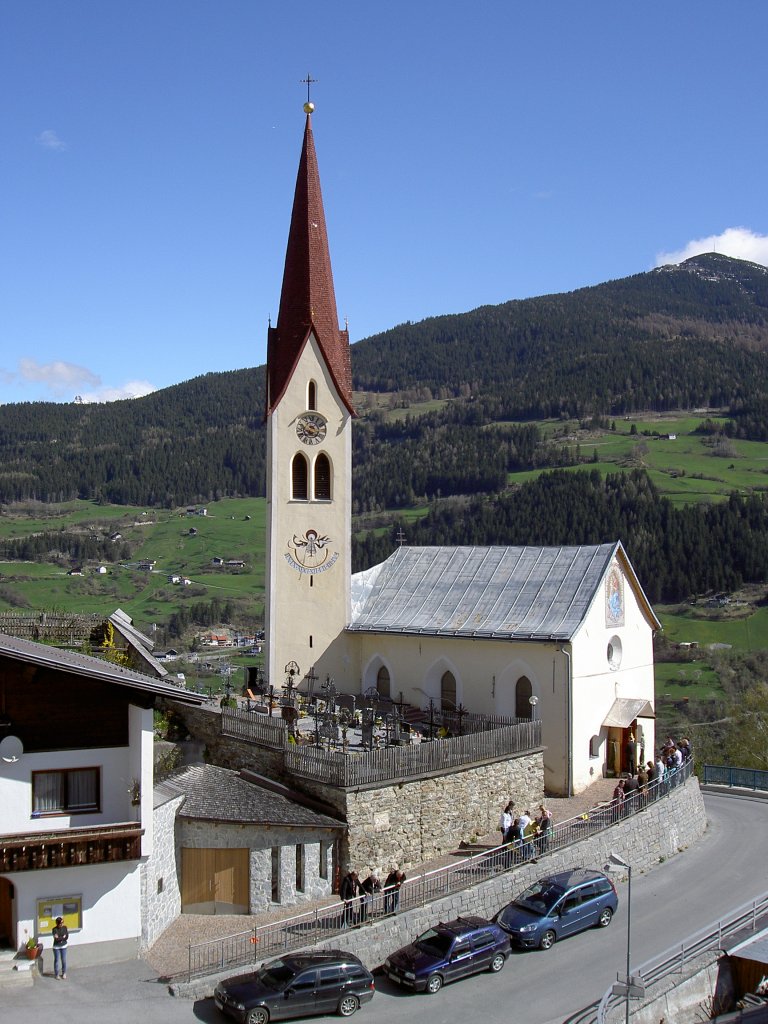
top-left (147, 764), bottom-right (345, 932)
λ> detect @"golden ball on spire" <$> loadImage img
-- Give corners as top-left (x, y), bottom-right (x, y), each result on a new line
top-left (303, 101), bottom-right (315, 114)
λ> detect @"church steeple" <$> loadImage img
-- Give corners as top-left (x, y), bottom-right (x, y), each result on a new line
top-left (266, 111), bottom-right (354, 416)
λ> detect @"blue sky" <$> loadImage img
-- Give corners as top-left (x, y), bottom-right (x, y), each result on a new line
top-left (2, 1), bottom-right (767, 406)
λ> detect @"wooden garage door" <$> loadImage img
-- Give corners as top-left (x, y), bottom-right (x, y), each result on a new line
top-left (181, 848), bottom-right (249, 915)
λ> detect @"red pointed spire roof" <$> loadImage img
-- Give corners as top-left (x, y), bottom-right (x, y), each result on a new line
top-left (266, 113), bottom-right (354, 417)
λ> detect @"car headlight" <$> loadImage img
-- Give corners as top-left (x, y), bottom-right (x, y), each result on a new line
top-left (517, 923), bottom-right (537, 933)
top-left (384, 959), bottom-right (391, 969)
top-left (403, 971), bottom-right (416, 980)
top-left (232, 1002), bottom-right (244, 1011)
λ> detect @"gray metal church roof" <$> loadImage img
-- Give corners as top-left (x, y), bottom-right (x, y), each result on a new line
top-left (349, 543), bottom-right (627, 641)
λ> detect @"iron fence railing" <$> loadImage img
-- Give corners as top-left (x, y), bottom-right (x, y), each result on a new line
top-left (284, 721), bottom-right (541, 787)
top-left (221, 706), bottom-right (542, 787)
top-left (186, 760), bottom-right (693, 981)
top-left (702, 764), bottom-right (768, 793)
top-left (594, 890), bottom-right (768, 1024)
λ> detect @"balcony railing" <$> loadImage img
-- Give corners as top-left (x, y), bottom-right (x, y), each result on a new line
top-left (0, 821), bottom-right (143, 872)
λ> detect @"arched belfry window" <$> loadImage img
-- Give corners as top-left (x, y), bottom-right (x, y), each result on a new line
top-left (376, 666), bottom-right (390, 699)
top-left (515, 676), bottom-right (533, 719)
top-left (307, 381), bottom-right (317, 411)
top-left (291, 453), bottom-right (308, 501)
top-left (314, 453), bottom-right (331, 501)
top-left (441, 671), bottom-right (456, 712)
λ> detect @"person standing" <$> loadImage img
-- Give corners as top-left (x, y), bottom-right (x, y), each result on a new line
top-left (340, 870), bottom-right (360, 927)
top-left (612, 779), bottom-right (626, 822)
top-left (383, 868), bottom-right (406, 914)
top-left (498, 801), bottom-right (515, 843)
top-left (360, 870), bottom-right (381, 922)
top-left (535, 804), bottom-right (552, 856)
top-left (52, 916), bottom-right (68, 979)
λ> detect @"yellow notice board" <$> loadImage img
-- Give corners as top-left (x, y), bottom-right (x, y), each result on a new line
top-left (37, 896), bottom-right (82, 935)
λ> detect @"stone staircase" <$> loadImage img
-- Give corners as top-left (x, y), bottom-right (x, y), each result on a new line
top-left (0, 947), bottom-right (39, 989)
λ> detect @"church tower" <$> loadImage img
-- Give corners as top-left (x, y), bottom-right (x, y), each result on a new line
top-left (264, 103), bottom-right (355, 689)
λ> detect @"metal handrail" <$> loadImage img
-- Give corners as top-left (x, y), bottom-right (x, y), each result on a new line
top-left (595, 889), bottom-right (768, 1023)
top-left (702, 764), bottom-right (768, 792)
top-left (186, 761), bottom-right (693, 981)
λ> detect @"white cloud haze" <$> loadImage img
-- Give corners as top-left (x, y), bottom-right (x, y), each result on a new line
top-left (655, 227), bottom-right (768, 268)
top-left (76, 380), bottom-right (157, 403)
top-left (7, 359), bottom-right (156, 404)
top-left (19, 358), bottom-right (100, 395)
top-left (35, 129), bottom-right (67, 151)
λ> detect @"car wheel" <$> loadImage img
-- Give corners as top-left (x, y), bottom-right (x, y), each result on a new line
top-left (598, 907), bottom-right (613, 928)
top-left (338, 994), bottom-right (360, 1017)
top-left (425, 973), bottom-right (443, 994)
top-left (489, 953), bottom-right (506, 973)
top-left (247, 1009), bottom-right (269, 1024)
top-left (539, 930), bottom-right (557, 951)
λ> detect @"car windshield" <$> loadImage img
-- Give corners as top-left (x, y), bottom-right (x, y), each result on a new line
top-left (511, 881), bottom-right (564, 916)
top-left (415, 928), bottom-right (454, 958)
top-left (257, 961), bottom-right (295, 989)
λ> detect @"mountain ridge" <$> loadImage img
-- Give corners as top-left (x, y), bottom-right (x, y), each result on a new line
top-left (1, 254), bottom-right (767, 507)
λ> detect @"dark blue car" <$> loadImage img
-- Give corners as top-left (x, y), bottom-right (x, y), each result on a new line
top-left (497, 868), bottom-right (618, 950)
top-left (384, 916), bottom-right (510, 994)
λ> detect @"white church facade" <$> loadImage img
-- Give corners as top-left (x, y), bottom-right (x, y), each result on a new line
top-left (264, 104), bottom-right (659, 796)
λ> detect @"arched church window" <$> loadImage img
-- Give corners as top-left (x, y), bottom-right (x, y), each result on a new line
top-left (308, 381), bottom-right (317, 411)
top-left (515, 676), bottom-right (533, 719)
top-left (589, 734), bottom-right (601, 759)
top-left (314, 453), bottom-right (331, 501)
top-left (441, 670), bottom-right (456, 712)
top-left (376, 665), bottom-right (390, 700)
top-left (291, 453), bottom-right (308, 501)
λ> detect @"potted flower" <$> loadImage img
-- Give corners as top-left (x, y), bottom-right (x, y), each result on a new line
top-left (24, 934), bottom-right (40, 959)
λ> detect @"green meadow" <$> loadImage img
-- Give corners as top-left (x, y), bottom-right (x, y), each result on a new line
top-left (507, 413), bottom-right (768, 505)
top-left (0, 498), bottom-right (267, 634)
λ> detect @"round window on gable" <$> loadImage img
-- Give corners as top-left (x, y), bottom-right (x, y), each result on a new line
top-left (607, 636), bottom-right (623, 670)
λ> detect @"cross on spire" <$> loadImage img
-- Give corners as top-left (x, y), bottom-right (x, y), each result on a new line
top-left (301, 73), bottom-right (317, 105)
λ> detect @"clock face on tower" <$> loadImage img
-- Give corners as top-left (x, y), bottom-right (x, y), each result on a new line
top-left (296, 413), bottom-right (327, 445)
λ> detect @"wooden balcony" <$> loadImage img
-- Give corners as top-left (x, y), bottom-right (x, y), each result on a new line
top-left (0, 821), bottom-right (143, 872)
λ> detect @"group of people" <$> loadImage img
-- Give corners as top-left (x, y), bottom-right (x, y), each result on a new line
top-left (340, 866), bottom-right (407, 926)
top-left (498, 800), bottom-right (552, 861)
top-left (612, 734), bottom-right (693, 817)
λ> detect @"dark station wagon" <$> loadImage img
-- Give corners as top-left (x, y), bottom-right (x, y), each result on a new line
top-left (214, 950), bottom-right (375, 1024)
top-left (384, 915), bottom-right (511, 994)
top-left (497, 868), bottom-right (618, 950)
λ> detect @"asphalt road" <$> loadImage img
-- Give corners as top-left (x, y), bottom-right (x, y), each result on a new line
top-left (6, 790), bottom-right (767, 1024)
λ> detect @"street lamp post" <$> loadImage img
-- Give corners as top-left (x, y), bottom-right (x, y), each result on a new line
top-left (528, 694), bottom-right (539, 720)
top-left (605, 851), bottom-right (633, 1024)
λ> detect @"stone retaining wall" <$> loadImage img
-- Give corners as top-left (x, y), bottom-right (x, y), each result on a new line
top-left (172, 774), bottom-right (707, 999)
top-left (166, 700), bottom-right (544, 871)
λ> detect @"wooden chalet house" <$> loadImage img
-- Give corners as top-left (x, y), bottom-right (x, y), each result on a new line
top-left (0, 631), bottom-right (205, 963)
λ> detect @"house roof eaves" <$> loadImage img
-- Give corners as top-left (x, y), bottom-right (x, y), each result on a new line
top-left (0, 630), bottom-right (206, 704)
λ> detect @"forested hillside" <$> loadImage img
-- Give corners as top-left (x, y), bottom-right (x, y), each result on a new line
top-left (1, 254), bottom-right (767, 544)
top-left (353, 470), bottom-right (768, 604)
